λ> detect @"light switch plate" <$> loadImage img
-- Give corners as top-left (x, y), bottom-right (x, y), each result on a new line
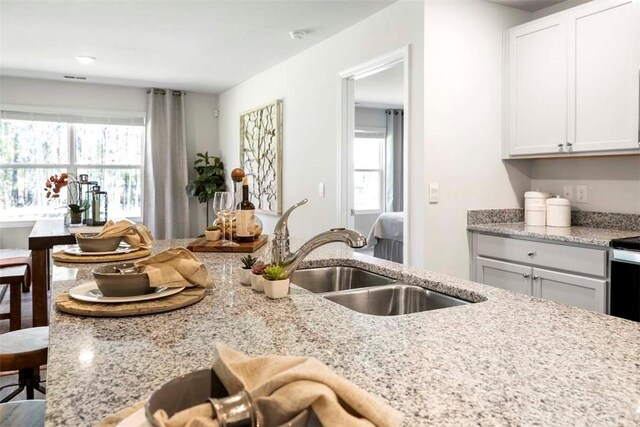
top-left (576, 184), bottom-right (588, 203)
top-left (318, 183), bottom-right (325, 198)
top-left (428, 182), bottom-right (439, 204)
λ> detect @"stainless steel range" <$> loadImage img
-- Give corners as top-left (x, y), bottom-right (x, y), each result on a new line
top-left (610, 236), bottom-right (640, 322)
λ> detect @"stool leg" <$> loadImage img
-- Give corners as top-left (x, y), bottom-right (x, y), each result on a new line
top-left (18, 368), bottom-right (41, 400)
top-left (9, 281), bottom-right (22, 331)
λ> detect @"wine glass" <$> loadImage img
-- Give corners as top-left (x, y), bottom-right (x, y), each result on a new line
top-left (213, 192), bottom-right (232, 245)
top-left (222, 194), bottom-right (239, 247)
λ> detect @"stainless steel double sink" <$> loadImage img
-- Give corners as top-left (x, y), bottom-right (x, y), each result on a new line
top-left (291, 266), bottom-right (470, 316)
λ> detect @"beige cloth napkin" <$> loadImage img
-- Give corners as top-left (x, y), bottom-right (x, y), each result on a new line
top-left (98, 219), bottom-right (154, 249)
top-left (134, 247), bottom-right (213, 288)
top-left (153, 343), bottom-right (403, 427)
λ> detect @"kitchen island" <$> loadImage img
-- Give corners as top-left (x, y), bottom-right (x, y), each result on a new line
top-left (45, 239), bottom-right (640, 426)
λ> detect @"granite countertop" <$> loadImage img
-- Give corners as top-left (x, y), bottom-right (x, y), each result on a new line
top-left (467, 222), bottom-right (640, 247)
top-left (45, 239), bottom-right (640, 426)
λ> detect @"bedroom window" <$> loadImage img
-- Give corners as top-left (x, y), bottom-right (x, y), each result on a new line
top-left (353, 129), bottom-right (385, 213)
top-left (0, 109), bottom-right (145, 222)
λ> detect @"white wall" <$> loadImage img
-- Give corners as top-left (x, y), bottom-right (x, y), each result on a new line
top-left (530, 156), bottom-right (640, 214)
top-left (0, 76), bottom-right (218, 248)
top-left (218, 1), bottom-right (425, 265)
top-left (423, 0), bottom-right (532, 279)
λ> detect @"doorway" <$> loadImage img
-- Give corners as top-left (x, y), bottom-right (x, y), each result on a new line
top-left (338, 48), bottom-right (410, 264)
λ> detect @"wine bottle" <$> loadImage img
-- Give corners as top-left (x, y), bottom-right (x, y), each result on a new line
top-left (236, 177), bottom-right (256, 243)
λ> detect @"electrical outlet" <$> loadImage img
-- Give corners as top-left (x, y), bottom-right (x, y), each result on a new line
top-left (563, 185), bottom-right (573, 201)
top-left (576, 184), bottom-right (588, 203)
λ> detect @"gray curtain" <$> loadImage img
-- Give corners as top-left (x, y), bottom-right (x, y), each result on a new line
top-left (143, 89), bottom-right (190, 239)
top-left (385, 109), bottom-right (404, 212)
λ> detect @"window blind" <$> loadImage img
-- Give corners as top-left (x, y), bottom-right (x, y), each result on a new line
top-left (1, 109), bottom-right (145, 126)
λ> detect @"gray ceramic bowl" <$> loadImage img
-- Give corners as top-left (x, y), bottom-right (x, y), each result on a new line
top-left (91, 263), bottom-right (152, 297)
top-left (75, 233), bottom-right (123, 252)
top-left (145, 369), bottom-right (314, 427)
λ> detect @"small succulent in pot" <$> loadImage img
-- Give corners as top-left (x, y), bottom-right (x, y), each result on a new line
top-left (251, 262), bottom-right (268, 276)
top-left (262, 265), bottom-right (289, 281)
top-left (262, 265), bottom-right (290, 299)
top-left (204, 224), bottom-right (222, 242)
top-left (250, 261), bottom-right (269, 292)
top-left (237, 255), bottom-right (257, 286)
top-left (240, 255), bottom-right (257, 270)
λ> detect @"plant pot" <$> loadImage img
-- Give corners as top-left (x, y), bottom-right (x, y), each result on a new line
top-left (69, 212), bottom-right (83, 225)
top-left (205, 230), bottom-right (221, 241)
top-left (250, 273), bottom-right (264, 292)
top-left (263, 279), bottom-right (290, 299)
top-left (238, 268), bottom-right (252, 285)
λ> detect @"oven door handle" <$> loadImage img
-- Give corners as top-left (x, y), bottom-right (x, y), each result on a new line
top-left (612, 249), bottom-right (640, 265)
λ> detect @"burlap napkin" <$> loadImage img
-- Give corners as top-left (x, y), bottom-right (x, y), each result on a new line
top-left (152, 343), bottom-right (403, 427)
top-left (134, 247), bottom-right (213, 288)
top-left (98, 219), bottom-right (154, 249)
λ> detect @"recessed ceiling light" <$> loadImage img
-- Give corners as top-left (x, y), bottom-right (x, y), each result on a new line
top-left (75, 56), bottom-right (96, 64)
top-left (289, 30), bottom-right (306, 40)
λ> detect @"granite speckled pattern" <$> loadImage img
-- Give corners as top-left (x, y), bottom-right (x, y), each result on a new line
top-left (46, 239), bottom-right (640, 426)
top-left (467, 209), bottom-right (524, 225)
top-left (572, 211), bottom-right (640, 231)
top-left (467, 222), bottom-right (640, 246)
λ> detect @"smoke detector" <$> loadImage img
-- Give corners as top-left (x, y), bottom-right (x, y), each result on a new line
top-left (288, 30), bottom-right (306, 40)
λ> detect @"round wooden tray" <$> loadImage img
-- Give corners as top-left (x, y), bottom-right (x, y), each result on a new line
top-left (55, 287), bottom-right (206, 317)
top-left (52, 248), bottom-right (151, 263)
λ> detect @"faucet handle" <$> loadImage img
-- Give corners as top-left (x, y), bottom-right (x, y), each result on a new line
top-left (274, 199), bottom-right (308, 238)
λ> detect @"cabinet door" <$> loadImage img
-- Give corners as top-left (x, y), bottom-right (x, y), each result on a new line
top-left (533, 268), bottom-right (607, 313)
top-left (567, 0), bottom-right (640, 152)
top-left (476, 257), bottom-right (533, 296)
top-left (508, 14), bottom-right (567, 155)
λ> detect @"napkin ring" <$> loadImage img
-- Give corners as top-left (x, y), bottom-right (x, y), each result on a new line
top-left (208, 389), bottom-right (260, 427)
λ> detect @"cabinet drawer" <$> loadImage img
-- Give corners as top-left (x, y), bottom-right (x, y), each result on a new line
top-left (475, 234), bottom-right (606, 278)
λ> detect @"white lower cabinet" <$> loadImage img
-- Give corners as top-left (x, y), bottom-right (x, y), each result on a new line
top-left (472, 234), bottom-right (609, 313)
top-left (533, 268), bottom-right (606, 313)
top-left (475, 257), bottom-right (533, 295)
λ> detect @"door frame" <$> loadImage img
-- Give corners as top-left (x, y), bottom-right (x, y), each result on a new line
top-left (337, 46), bottom-right (411, 264)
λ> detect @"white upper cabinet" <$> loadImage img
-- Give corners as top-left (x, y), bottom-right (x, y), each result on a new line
top-left (568, 0), bottom-right (640, 152)
top-left (509, 14), bottom-right (567, 155)
top-left (505, 0), bottom-right (640, 158)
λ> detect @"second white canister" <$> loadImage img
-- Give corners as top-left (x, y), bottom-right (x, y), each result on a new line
top-left (546, 197), bottom-right (571, 227)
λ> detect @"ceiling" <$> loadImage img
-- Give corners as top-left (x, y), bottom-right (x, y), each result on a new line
top-left (487, 0), bottom-right (566, 12)
top-left (0, 0), bottom-right (394, 94)
top-left (354, 63), bottom-right (403, 109)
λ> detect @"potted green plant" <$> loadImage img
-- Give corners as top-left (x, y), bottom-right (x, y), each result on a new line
top-left (262, 265), bottom-right (290, 299)
top-left (185, 152), bottom-right (227, 227)
top-left (205, 225), bottom-right (221, 242)
top-left (68, 201), bottom-right (90, 225)
top-left (250, 261), bottom-right (268, 292)
top-left (238, 254), bottom-right (257, 285)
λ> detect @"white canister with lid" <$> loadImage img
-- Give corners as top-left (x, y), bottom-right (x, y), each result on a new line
top-left (524, 191), bottom-right (551, 225)
top-left (546, 197), bottom-right (571, 227)
top-left (526, 205), bottom-right (547, 226)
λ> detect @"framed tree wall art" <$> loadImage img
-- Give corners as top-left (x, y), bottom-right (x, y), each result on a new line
top-left (239, 99), bottom-right (283, 215)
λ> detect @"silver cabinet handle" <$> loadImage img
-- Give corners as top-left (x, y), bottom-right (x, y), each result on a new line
top-left (527, 251), bottom-right (535, 256)
top-left (523, 273), bottom-right (530, 278)
top-left (557, 143), bottom-right (564, 148)
top-left (566, 142), bottom-right (573, 147)
top-left (533, 275), bottom-right (539, 280)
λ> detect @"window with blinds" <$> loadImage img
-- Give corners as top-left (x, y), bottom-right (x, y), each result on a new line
top-left (0, 108), bottom-right (145, 222)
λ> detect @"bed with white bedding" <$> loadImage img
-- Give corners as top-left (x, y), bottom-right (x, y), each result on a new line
top-left (366, 212), bottom-right (403, 263)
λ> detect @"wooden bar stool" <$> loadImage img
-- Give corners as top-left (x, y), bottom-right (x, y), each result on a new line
top-left (0, 249), bottom-right (32, 293)
top-left (0, 327), bottom-right (48, 402)
top-left (0, 399), bottom-right (45, 427)
top-left (0, 265), bottom-right (27, 331)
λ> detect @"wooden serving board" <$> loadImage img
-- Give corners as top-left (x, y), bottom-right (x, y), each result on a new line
top-left (52, 248), bottom-right (151, 263)
top-left (187, 235), bottom-right (268, 253)
top-left (55, 287), bottom-right (205, 317)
